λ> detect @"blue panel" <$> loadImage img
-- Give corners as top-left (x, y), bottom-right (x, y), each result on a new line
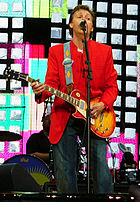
top-left (0, 0), bottom-right (25, 17)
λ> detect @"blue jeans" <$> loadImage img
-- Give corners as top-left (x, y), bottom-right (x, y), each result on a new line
top-left (52, 116), bottom-right (113, 194)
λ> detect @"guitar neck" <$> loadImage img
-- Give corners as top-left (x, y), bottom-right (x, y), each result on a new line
top-left (4, 68), bottom-right (116, 138)
top-left (27, 76), bottom-right (80, 107)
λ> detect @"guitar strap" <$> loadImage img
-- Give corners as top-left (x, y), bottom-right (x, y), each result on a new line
top-left (62, 41), bottom-right (74, 94)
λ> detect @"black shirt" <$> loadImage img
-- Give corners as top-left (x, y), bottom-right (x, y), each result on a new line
top-left (26, 130), bottom-right (50, 164)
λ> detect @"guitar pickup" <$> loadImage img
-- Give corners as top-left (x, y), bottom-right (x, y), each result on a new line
top-left (79, 99), bottom-right (85, 110)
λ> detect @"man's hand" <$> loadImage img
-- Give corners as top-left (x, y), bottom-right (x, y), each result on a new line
top-left (30, 79), bottom-right (46, 95)
top-left (90, 102), bottom-right (105, 118)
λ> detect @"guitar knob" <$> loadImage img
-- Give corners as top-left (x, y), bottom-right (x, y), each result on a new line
top-left (100, 124), bottom-right (103, 127)
top-left (105, 128), bottom-right (109, 130)
top-left (95, 127), bottom-right (99, 131)
top-left (102, 131), bottom-right (106, 134)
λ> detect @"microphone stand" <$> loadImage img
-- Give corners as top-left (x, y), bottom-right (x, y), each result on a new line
top-left (81, 24), bottom-right (93, 194)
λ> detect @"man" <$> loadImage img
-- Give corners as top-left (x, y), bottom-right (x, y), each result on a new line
top-left (26, 114), bottom-right (51, 165)
top-left (31, 5), bottom-right (118, 194)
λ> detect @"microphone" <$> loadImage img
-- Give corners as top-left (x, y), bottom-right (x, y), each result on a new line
top-left (79, 20), bottom-right (87, 29)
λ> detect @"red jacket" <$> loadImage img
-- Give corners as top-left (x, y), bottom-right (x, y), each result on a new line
top-left (36, 40), bottom-right (118, 144)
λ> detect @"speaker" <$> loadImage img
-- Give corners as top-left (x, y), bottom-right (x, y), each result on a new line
top-left (0, 163), bottom-right (41, 192)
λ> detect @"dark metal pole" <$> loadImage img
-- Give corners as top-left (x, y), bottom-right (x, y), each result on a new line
top-left (81, 24), bottom-right (92, 194)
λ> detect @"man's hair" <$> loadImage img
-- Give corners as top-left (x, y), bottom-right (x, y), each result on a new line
top-left (69, 5), bottom-right (95, 38)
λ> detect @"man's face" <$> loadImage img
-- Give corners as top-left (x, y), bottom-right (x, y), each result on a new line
top-left (69, 9), bottom-right (93, 38)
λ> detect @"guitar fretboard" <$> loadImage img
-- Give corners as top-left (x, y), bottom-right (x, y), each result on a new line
top-left (28, 76), bottom-right (80, 107)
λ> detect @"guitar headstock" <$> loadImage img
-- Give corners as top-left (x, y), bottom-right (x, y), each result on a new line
top-left (3, 67), bottom-right (34, 84)
top-left (3, 67), bottom-right (27, 82)
top-left (3, 67), bottom-right (22, 80)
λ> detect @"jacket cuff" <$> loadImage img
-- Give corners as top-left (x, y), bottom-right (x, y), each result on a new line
top-left (35, 93), bottom-right (42, 103)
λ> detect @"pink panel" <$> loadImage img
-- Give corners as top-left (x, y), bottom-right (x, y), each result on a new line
top-left (2, 139), bottom-right (23, 162)
top-left (107, 132), bottom-right (138, 168)
top-left (29, 44), bottom-right (45, 58)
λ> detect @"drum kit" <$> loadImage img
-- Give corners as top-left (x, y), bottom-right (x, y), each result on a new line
top-left (0, 130), bottom-right (88, 190)
top-left (0, 131), bottom-right (22, 141)
top-left (0, 131), bottom-right (53, 189)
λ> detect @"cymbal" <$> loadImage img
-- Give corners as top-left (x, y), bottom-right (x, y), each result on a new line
top-left (0, 131), bottom-right (22, 141)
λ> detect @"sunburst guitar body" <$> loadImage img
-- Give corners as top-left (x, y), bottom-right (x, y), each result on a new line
top-left (70, 90), bottom-right (116, 138)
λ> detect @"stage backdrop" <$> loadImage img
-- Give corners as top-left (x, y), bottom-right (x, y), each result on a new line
top-left (0, 0), bottom-right (139, 170)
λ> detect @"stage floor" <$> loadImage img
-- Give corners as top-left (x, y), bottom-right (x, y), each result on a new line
top-left (0, 180), bottom-right (139, 201)
top-left (0, 192), bottom-right (135, 202)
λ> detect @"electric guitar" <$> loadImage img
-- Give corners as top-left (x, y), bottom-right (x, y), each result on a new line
top-left (4, 67), bottom-right (116, 138)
